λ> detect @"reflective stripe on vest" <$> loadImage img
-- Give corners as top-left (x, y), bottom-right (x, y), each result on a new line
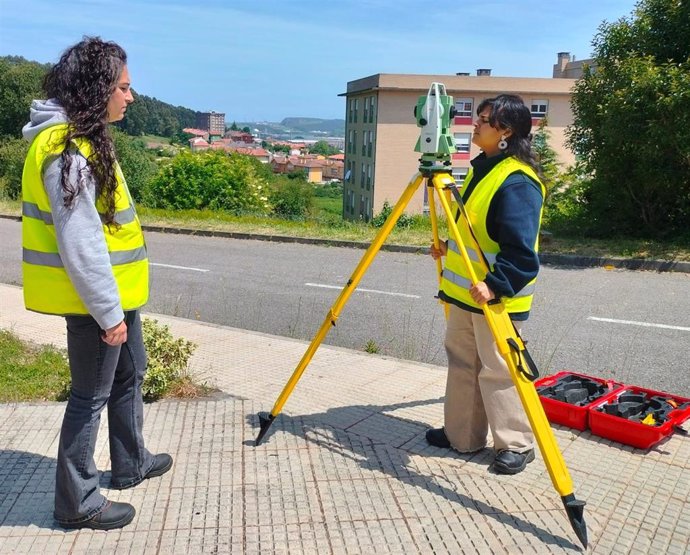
top-left (441, 264), bottom-right (537, 298)
top-left (440, 157), bottom-right (545, 313)
top-left (21, 123), bottom-right (149, 316)
top-left (22, 201), bottom-right (137, 226)
top-left (23, 246), bottom-right (147, 267)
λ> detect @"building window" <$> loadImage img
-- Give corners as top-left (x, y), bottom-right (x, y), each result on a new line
top-left (365, 196), bottom-right (371, 221)
top-left (363, 97), bottom-right (369, 123)
top-left (455, 98), bottom-right (473, 117)
top-left (353, 130), bottom-right (357, 155)
top-left (369, 96), bottom-right (375, 123)
top-left (366, 164), bottom-right (371, 190)
top-left (361, 162), bottom-right (366, 189)
top-left (348, 130), bottom-right (353, 154)
top-left (454, 133), bottom-right (471, 153)
top-left (362, 131), bottom-right (367, 156)
top-left (367, 130), bottom-right (373, 157)
top-left (348, 99), bottom-right (354, 123)
top-left (531, 99), bottom-right (548, 118)
top-left (452, 167), bottom-right (469, 183)
top-left (354, 98), bottom-right (359, 123)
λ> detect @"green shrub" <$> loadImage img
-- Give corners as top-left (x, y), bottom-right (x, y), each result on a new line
top-left (371, 200), bottom-right (415, 229)
top-left (314, 181), bottom-right (343, 198)
top-left (149, 150), bottom-right (271, 213)
top-left (141, 318), bottom-right (197, 401)
top-left (269, 176), bottom-right (314, 217)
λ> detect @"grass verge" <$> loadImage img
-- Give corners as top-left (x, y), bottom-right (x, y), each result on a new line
top-left (0, 328), bottom-right (215, 403)
top-left (2, 198), bottom-right (689, 261)
top-left (0, 330), bottom-right (71, 402)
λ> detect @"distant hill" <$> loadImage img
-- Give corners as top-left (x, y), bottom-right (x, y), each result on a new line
top-left (0, 54), bottom-right (199, 139)
top-left (280, 117), bottom-right (345, 136)
top-left (239, 117), bottom-right (345, 139)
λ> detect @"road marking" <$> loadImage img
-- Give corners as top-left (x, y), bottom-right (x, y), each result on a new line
top-left (588, 316), bottom-right (690, 332)
top-left (150, 262), bottom-right (209, 273)
top-left (305, 282), bottom-right (420, 299)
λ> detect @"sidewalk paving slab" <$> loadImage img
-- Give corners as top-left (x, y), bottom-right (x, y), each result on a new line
top-left (1, 283), bottom-right (690, 554)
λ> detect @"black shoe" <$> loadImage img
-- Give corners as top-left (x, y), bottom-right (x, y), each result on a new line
top-left (425, 427), bottom-right (451, 448)
top-left (110, 453), bottom-right (173, 490)
top-left (58, 500), bottom-right (135, 530)
top-left (145, 453), bottom-right (173, 479)
top-left (492, 449), bottom-right (535, 475)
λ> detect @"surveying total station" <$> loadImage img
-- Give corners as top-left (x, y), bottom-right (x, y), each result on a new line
top-left (254, 83), bottom-right (588, 548)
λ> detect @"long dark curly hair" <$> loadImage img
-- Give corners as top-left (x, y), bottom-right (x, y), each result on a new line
top-left (477, 94), bottom-right (544, 181)
top-left (43, 36), bottom-right (127, 226)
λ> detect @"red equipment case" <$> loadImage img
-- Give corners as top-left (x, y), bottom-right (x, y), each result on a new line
top-left (535, 371), bottom-right (623, 431)
top-left (588, 386), bottom-right (690, 449)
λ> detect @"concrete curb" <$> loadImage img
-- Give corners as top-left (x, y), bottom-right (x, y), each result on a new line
top-left (3, 212), bottom-right (688, 273)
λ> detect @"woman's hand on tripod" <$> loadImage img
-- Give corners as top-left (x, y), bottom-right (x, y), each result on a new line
top-left (470, 281), bottom-right (496, 305)
top-left (430, 240), bottom-right (448, 260)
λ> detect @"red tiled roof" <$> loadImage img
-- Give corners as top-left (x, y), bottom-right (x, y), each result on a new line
top-left (183, 128), bottom-right (209, 137)
top-left (293, 159), bottom-right (325, 168)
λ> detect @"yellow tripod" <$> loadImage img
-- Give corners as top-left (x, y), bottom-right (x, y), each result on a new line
top-left (255, 82), bottom-right (586, 547)
top-left (255, 163), bottom-right (587, 548)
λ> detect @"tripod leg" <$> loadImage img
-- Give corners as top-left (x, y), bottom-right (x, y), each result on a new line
top-left (426, 180), bottom-right (448, 319)
top-left (255, 172), bottom-right (426, 445)
top-left (430, 173), bottom-right (588, 548)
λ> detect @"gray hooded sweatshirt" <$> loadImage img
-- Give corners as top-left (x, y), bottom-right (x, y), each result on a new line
top-left (23, 99), bottom-right (125, 330)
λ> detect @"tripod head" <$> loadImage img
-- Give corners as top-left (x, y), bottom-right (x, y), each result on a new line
top-left (414, 82), bottom-right (456, 172)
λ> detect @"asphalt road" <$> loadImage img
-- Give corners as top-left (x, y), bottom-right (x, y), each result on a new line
top-left (2, 217), bottom-right (689, 396)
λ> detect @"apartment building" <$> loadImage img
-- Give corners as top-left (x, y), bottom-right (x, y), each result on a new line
top-left (196, 111), bottom-right (226, 136)
top-left (341, 63), bottom-right (577, 221)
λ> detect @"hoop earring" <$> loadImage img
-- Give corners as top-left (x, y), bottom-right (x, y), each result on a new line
top-left (498, 136), bottom-right (508, 150)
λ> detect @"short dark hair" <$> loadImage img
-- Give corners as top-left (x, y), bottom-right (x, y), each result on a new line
top-left (43, 36), bottom-right (128, 225)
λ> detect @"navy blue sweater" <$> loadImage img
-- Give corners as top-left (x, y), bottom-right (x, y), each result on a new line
top-left (440, 152), bottom-right (544, 321)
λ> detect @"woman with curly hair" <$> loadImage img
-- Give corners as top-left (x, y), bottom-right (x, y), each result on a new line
top-left (21, 36), bottom-right (172, 530)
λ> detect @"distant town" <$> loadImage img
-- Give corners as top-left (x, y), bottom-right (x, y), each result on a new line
top-left (179, 112), bottom-right (346, 184)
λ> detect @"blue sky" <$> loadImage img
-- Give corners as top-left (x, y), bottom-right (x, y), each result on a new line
top-left (1, 0), bottom-right (638, 122)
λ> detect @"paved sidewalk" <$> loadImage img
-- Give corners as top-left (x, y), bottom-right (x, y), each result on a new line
top-left (1, 282), bottom-right (689, 554)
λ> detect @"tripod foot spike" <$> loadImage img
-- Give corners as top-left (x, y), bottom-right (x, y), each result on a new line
top-left (562, 494), bottom-right (588, 548)
top-left (255, 412), bottom-right (275, 446)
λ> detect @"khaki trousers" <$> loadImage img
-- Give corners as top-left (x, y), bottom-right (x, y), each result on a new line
top-left (443, 304), bottom-right (533, 453)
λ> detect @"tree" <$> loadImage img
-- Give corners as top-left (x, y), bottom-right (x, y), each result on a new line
top-left (115, 92), bottom-right (198, 138)
top-left (171, 129), bottom-right (195, 146)
top-left (242, 126), bottom-right (251, 134)
top-left (531, 119), bottom-right (561, 193)
top-left (0, 137), bottom-right (29, 199)
top-left (267, 142), bottom-right (290, 154)
top-left (307, 140), bottom-right (340, 156)
top-left (568, 0), bottom-right (690, 237)
top-left (111, 128), bottom-right (159, 204)
top-left (230, 121), bottom-right (239, 131)
top-left (0, 57), bottom-right (48, 138)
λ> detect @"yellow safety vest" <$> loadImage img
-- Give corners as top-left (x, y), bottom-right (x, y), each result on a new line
top-left (22, 124), bottom-right (149, 316)
top-left (440, 157), bottom-right (545, 313)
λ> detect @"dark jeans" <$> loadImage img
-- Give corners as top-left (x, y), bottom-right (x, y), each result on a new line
top-left (54, 310), bottom-right (154, 524)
